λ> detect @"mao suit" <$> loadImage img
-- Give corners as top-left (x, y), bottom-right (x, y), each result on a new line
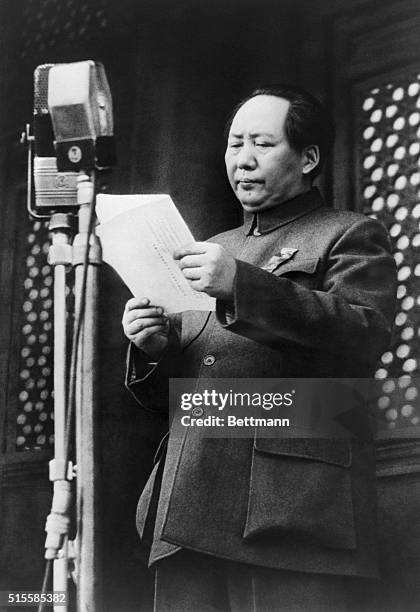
top-left (126, 188), bottom-right (396, 579)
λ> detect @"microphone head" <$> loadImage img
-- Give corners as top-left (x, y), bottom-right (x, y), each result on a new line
top-left (48, 60), bottom-right (116, 171)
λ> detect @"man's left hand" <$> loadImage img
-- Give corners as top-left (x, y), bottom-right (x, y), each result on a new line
top-left (173, 242), bottom-right (237, 301)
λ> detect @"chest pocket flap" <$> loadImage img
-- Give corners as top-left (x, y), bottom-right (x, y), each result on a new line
top-left (253, 436), bottom-right (352, 467)
top-left (272, 256), bottom-right (319, 276)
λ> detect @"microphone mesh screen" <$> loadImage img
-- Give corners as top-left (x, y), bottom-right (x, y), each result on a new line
top-left (34, 64), bottom-right (54, 115)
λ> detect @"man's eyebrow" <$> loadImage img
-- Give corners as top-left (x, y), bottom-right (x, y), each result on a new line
top-left (228, 131), bottom-right (276, 139)
top-left (249, 131), bottom-right (276, 138)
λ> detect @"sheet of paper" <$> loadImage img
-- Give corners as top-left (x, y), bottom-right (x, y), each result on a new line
top-left (96, 194), bottom-right (216, 313)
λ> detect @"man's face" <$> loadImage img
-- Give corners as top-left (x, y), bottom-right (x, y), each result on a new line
top-left (225, 95), bottom-right (307, 212)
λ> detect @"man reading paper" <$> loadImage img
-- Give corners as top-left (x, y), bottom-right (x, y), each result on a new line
top-left (122, 86), bottom-right (396, 611)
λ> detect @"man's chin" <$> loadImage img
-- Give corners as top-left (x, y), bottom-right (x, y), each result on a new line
top-left (241, 202), bottom-right (262, 212)
top-left (240, 200), bottom-right (275, 213)
top-left (237, 194), bottom-right (265, 212)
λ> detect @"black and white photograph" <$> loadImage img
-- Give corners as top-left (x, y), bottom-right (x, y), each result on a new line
top-left (0, 1), bottom-right (419, 611)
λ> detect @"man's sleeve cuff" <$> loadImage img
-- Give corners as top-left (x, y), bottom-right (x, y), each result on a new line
top-left (125, 342), bottom-right (162, 387)
top-left (216, 258), bottom-right (245, 327)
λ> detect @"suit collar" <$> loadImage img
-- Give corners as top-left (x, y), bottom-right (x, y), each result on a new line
top-left (243, 187), bottom-right (323, 236)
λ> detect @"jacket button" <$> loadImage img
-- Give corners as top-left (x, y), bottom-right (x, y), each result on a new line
top-left (253, 228), bottom-right (261, 236)
top-left (203, 354), bottom-right (216, 366)
top-left (192, 406), bottom-right (204, 417)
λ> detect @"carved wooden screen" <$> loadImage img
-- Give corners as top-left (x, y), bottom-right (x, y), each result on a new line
top-left (358, 69), bottom-right (420, 435)
top-left (16, 221), bottom-right (55, 450)
top-left (16, 221), bottom-right (77, 451)
top-left (324, 10), bottom-right (420, 603)
top-left (329, 0), bottom-right (420, 443)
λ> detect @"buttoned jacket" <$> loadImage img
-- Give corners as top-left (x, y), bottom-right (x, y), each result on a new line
top-left (126, 188), bottom-right (396, 576)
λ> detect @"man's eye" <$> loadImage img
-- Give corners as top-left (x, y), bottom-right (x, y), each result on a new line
top-left (255, 142), bottom-right (272, 148)
top-left (229, 142), bottom-right (242, 148)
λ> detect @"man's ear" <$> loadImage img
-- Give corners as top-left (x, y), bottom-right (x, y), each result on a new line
top-left (302, 145), bottom-right (320, 175)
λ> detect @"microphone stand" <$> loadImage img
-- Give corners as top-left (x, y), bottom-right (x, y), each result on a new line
top-left (45, 212), bottom-right (73, 612)
top-left (22, 126), bottom-right (75, 612)
top-left (23, 127), bottom-right (103, 612)
top-left (41, 175), bottom-right (102, 612)
top-left (73, 174), bottom-right (102, 612)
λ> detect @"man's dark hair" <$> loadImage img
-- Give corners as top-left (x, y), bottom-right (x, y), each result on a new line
top-left (225, 85), bottom-right (335, 179)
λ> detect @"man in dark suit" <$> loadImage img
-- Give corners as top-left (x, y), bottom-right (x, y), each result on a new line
top-left (122, 86), bottom-right (396, 610)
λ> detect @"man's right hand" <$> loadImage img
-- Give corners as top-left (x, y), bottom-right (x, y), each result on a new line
top-left (122, 297), bottom-right (169, 361)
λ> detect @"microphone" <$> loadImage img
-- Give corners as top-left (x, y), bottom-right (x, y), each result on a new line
top-left (48, 60), bottom-right (116, 172)
top-left (31, 61), bottom-right (116, 212)
top-left (33, 64), bottom-right (78, 210)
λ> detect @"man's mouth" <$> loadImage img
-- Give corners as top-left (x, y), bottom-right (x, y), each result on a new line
top-left (237, 179), bottom-right (261, 189)
top-left (237, 178), bottom-right (261, 184)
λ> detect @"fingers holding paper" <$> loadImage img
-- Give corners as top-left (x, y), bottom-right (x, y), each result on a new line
top-left (174, 242), bottom-right (236, 301)
top-left (122, 297), bottom-right (169, 360)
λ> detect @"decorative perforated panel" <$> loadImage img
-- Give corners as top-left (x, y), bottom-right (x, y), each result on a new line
top-left (17, 221), bottom-right (55, 450)
top-left (359, 71), bottom-right (420, 433)
top-left (20, 0), bottom-right (108, 60)
top-left (16, 220), bottom-right (76, 451)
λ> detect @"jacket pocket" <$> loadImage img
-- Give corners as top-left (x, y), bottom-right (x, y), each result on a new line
top-left (243, 434), bottom-right (356, 550)
top-left (272, 257), bottom-right (319, 276)
top-left (272, 257), bottom-right (320, 289)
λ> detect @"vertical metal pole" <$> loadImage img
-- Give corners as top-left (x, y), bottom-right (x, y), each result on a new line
top-left (52, 254), bottom-right (68, 612)
top-left (53, 248), bottom-right (67, 469)
top-left (53, 540), bottom-right (68, 611)
top-left (47, 213), bottom-right (73, 612)
top-left (73, 175), bottom-right (102, 612)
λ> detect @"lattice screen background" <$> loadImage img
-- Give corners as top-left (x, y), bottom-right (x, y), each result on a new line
top-left (360, 70), bottom-right (420, 433)
top-left (17, 220), bottom-right (78, 451)
top-left (17, 222), bottom-right (54, 449)
top-left (20, 0), bottom-right (108, 61)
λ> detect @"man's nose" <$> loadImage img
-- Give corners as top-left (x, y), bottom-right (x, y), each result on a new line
top-left (237, 143), bottom-right (257, 169)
